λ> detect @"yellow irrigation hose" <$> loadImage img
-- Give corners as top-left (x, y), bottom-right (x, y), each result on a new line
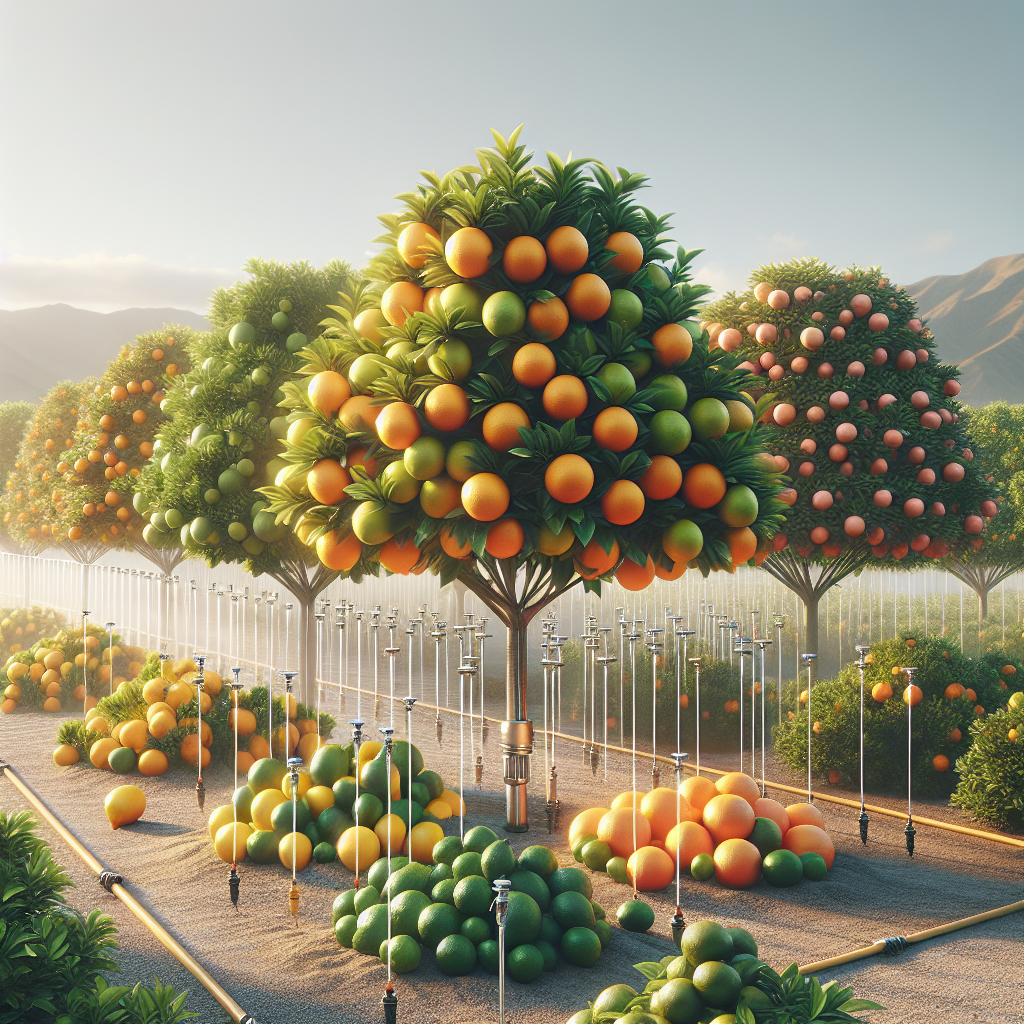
top-left (1, 763), bottom-right (255, 1024)
top-left (799, 899), bottom-right (1024, 974)
top-left (333, 679), bottom-right (1024, 850)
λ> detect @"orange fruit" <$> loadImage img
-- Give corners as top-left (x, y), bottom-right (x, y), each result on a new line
top-left (537, 523), bottom-right (575, 555)
top-left (376, 402), bottom-right (421, 450)
top-left (110, 385), bottom-right (128, 402)
top-left (715, 772), bottom-right (760, 808)
top-left (502, 236), bottom-right (547, 282)
top-left (713, 838), bottom-right (762, 888)
top-left (397, 222), bottom-right (440, 269)
top-left (702, 793), bottom-right (755, 844)
top-left (597, 806), bottom-right (652, 859)
top-left (423, 287), bottom-right (443, 317)
top-left (604, 231), bottom-right (644, 274)
top-left (785, 803), bottom-right (824, 829)
top-left (640, 787), bottom-right (692, 841)
top-left (180, 734), bottom-right (211, 769)
top-left (461, 473), bottom-right (510, 521)
top-left (379, 536), bottom-right (420, 574)
top-left (545, 225), bottom-right (589, 274)
top-left (445, 226), bottom-right (493, 278)
top-left (317, 531), bottom-right (362, 571)
top-left (933, 754), bottom-right (950, 771)
top-left (566, 273), bottom-right (611, 321)
top-left (485, 518), bottom-right (524, 559)
top-left (512, 343), bottom-right (557, 387)
top-left (724, 527), bottom-right (758, 568)
top-left (616, 555), bottom-right (655, 591)
top-left (381, 281), bottom-right (425, 327)
top-left (665, 820), bottom-right (715, 867)
top-left (638, 456), bottom-right (683, 500)
top-left (338, 396), bottom-right (381, 434)
top-left (592, 407), bottom-right (638, 452)
top-left (656, 561), bottom-right (687, 581)
top-left (527, 297), bottom-right (569, 341)
top-left (576, 539), bottom-right (619, 579)
top-left (903, 684), bottom-right (923, 707)
top-left (542, 375), bottom-right (588, 420)
top-left (601, 479), bottom-right (644, 525)
top-left (627, 846), bottom-right (675, 892)
top-left (419, 474), bottom-right (462, 518)
top-left (308, 370), bottom-right (351, 415)
top-left (752, 798), bottom-right (790, 835)
top-left (782, 824), bottom-right (834, 868)
top-left (306, 459), bottom-right (351, 505)
top-left (652, 324), bottom-right (694, 367)
top-left (569, 807), bottom-right (610, 849)
top-left (353, 308), bottom-right (388, 342)
top-left (544, 454), bottom-right (593, 504)
top-left (424, 384), bottom-right (471, 432)
top-left (482, 403), bottom-right (531, 452)
top-left (871, 681), bottom-right (893, 702)
top-left (439, 527), bottom-right (472, 559)
top-left (681, 464), bottom-right (727, 508)
top-left (944, 683), bottom-right (965, 700)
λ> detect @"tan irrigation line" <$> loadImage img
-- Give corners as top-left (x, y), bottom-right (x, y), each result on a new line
top-left (799, 899), bottom-right (1024, 974)
top-left (336, 681), bottom-right (1024, 849)
top-left (0, 762), bottom-right (256, 1024)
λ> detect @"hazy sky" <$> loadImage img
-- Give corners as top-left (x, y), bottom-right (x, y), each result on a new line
top-left (1, 0), bottom-right (1021, 312)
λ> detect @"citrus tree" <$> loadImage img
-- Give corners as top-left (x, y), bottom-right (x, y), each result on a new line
top-left (702, 260), bottom-right (995, 654)
top-left (262, 129), bottom-right (781, 827)
top-left (0, 401), bottom-right (36, 552)
top-left (56, 329), bottom-right (196, 574)
top-left (138, 259), bottom-right (358, 695)
top-left (2, 381), bottom-right (89, 554)
top-left (943, 402), bottom-right (1024, 621)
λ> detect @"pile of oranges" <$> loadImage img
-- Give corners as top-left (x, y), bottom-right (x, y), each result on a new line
top-left (269, 130), bottom-right (780, 586)
top-left (701, 261), bottom-right (995, 565)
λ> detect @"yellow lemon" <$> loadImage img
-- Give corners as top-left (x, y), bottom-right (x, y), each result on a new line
top-left (214, 821), bottom-right (251, 863)
top-left (104, 784), bottom-right (146, 829)
top-left (251, 789), bottom-right (287, 831)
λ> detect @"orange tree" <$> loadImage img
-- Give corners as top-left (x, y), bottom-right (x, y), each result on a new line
top-left (702, 259), bottom-right (995, 654)
top-left (943, 402), bottom-right (1024, 621)
top-left (3, 382), bottom-right (89, 554)
top-left (0, 401), bottom-right (36, 552)
top-left (56, 329), bottom-right (196, 573)
top-left (261, 129), bottom-right (781, 828)
top-left (137, 259), bottom-right (358, 696)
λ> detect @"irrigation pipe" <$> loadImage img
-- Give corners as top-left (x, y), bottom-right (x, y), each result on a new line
top-left (0, 761), bottom-right (256, 1024)
top-left (799, 899), bottom-right (1024, 974)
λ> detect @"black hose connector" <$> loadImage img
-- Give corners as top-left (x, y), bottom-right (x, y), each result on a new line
top-left (435, 716), bottom-right (442, 744)
top-left (196, 777), bottom-right (206, 812)
top-left (382, 982), bottom-right (398, 1024)
top-left (590, 746), bottom-right (600, 776)
top-left (229, 866), bottom-right (240, 909)
top-left (858, 809), bottom-right (869, 845)
top-left (99, 871), bottom-right (122, 892)
top-left (671, 908), bottom-right (686, 949)
top-left (880, 935), bottom-right (908, 955)
top-left (905, 819), bottom-right (916, 857)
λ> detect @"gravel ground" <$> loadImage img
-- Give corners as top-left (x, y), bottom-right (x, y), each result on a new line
top-left (2, 702), bottom-right (1022, 1024)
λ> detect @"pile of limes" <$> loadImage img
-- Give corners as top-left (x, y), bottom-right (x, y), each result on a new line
top-left (332, 829), bottom-right (614, 980)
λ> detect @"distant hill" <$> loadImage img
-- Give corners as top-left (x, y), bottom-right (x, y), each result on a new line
top-left (906, 254), bottom-right (1024, 407)
top-left (0, 304), bottom-right (210, 403)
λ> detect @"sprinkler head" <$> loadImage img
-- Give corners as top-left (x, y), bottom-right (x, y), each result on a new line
top-left (381, 982), bottom-right (398, 1024)
top-left (288, 882), bottom-right (299, 919)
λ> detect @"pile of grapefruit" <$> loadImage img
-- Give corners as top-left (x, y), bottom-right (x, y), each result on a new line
top-left (569, 771), bottom-right (834, 891)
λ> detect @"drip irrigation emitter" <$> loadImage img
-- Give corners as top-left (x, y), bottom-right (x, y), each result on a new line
top-left (430, 620), bottom-right (446, 743)
top-left (105, 621), bottom-right (116, 695)
top-left (194, 655), bottom-right (207, 811)
top-left (401, 696), bottom-right (416, 853)
top-left (491, 878), bottom-right (512, 1024)
top-left (689, 656), bottom-right (704, 775)
top-left (545, 635), bottom-right (564, 832)
top-left (228, 666), bottom-right (244, 910)
top-left (773, 614), bottom-right (785, 727)
top-left (586, 632), bottom-right (601, 775)
top-left (287, 755), bottom-right (303, 923)
top-left (901, 665), bottom-right (918, 857)
top-left (477, 618), bottom-right (491, 746)
top-left (281, 671), bottom-right (298, 766)
top-left (647, 628), bottom-right (664, 788)
top-left (735, 637), bottom-right (752, 773)
top-left (456, 659), bottom-right (476, 841)
top-left (854, 642), bottom-right (872, 844)
top-left (670, 750), bottom-right (689, 947)
top-left (802, 653), bottom-right (818, 802)
top-left (597, 633), bottom-right (615, 784)
top-left (350, 718), bottom-right (364, 885)
top-left (371, 610), bottom-right (381, 720)
top-left (754, 638), bottom-right (773, 796)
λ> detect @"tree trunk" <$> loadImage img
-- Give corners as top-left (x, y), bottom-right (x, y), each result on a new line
top-left (502, 614), bottom-right (532, 832)
top-left (506, 610), bottom-right (528, 721)
top-left (977, 587), bottom-right (989, 623)
top-left (298, 598), bottom-right (316, 707)
top-left (803, 595), bottom-right (819, 656)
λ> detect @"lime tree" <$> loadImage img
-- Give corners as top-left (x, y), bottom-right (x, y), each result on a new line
top-left (138, 259), bottom-right (358, 696)
top-left (702, 259), bottom-right (994, 653)
top-left (262, 128), bottom-right (780, 828)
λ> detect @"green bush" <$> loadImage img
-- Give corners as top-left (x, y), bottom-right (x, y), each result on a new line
top-left (773, 633), bottom-right (1016, 796)
top-left (951, 698), bottom-right (1024, 831)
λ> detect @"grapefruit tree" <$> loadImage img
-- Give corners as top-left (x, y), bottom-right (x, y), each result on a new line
top-left (0, 401), bottom-right (36, 552)
top-left (138, 259), bottom-right (358, 697)
top-left (701, 259), bottom-right (995, 654)
top-left (942, 402), bottom-right (1024, 621)
top-left (261, 129), bottom-right (781, 828)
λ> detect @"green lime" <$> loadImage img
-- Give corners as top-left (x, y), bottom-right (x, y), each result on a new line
top-left (650, 410), bottom-right (692, 455)
top-left (510, 869), bottom-right (551, 913)
top-left (594, 918), bottom-right (612, 949)
top-left (352, 792), bottom-right (384, 829)
top-left (651, 978), bottom-right (705, 1024)
top-left (606, 856), bottom-right (629, 884)
top-left (507, 942), bottom-right (545, 983)
top-left (379, 461), bottom-right (421, 504)
top-left (218, 467), bottom-right (245, 495)
top-left (607, 289), bottom-right (644, 331)
top-left (594, 984), bottom-right (638, 1014)
top-left (687, 397), bottom-right (730, 442)
top-left (431, 878), bottom-right (457, 905)
top-left (428, 862), bottom-right (454, 888)
top-left (547, 866), bottom-right (593, 899)
top-left (441, 283), bottom-right (486, 324)
top-left (477, 938), bottom-right (500, 975)
top-left (415, 769), bottom-right (444, 801)
top-left (726, 927), bottom-right (758, 958)
top-left (535, 938), bottom-right (558, 971)
top-left (724, 400), bottom-right (754, 433)
top-left (453, 874), bottom-right (492, 918)
top-left (334, 914), bottom-right (357, 948)
top-left (648, 374), bottom-right (689, 411)
top-left (716, 485), bottom-right (759, 529)
top-left (682, 920), bottom-right (734, 966)
top-left (427, 339), bottom-right (473, 381)
top-left (366, 857), bottom-right (393, 892)
top-left (332, 889), bottom-right (356, 923)
top-left (348, 353), bottom-right (389, 393)
top-left (390, 889), bottom-right (431, 939)
top-left (435, 934), bottom-right (477, 976)
top-left (582, 839), bottom-right (613, 871)
top-left (597, 362), bottom-right (637, 405)
top-left (418, 902), bottom-right (463, 949)
top-left (310, 744), bottom-right (350, 787)
top-left (271, 797), bottom-right (311, 834)
top-left (382, 934), bottom-right (421, 973)
top-left (565, 1012), bottom-right (594, 1024)
top-left (801, 852), bottom-right (828, 880)
top-left (229, 322), bottom-right (256, 348)
top-left (690, 853), bottom-right (715, 881)
top-left (591, 900), bottom-right (606, 921)
top-left (503, 891), bottom-right (542, 946)
top-left (453, 851), bottom-right (483, 881)
top-left (539, 915), bottom-right (563, 946)
top-left (572, 833), bottom-right (599, 862)
top-left (245, 829), bottom-right (278, 864)
top-left (382, 862), bottom-right (432, 900)
top-left (617, 899), bottom-right (655, 933)
top-left (353, 884), bottom-right (380, 914)
top-left (445, 439), bottom-right (479, 483)
top-left (460, 916), bottom-right (491, 945)
top-left (561, 926), bottom-right (602, 967)
top-left (762, 848), bottom-right (802, 887)
top-left (107, 746), bottom-right (137, 774)
top-left (692, 961), bottom-right (742, 1009)
top-left (482, 291), bottom-right (526, 337)
top-left (646, 264), bottom-right (672, 293)
top-left (708, 1017), bottom-right (737, 1024)
top-left (317, 806), bottom-right (353, 846)
top-left (286, 332), bottom-right (307, 353)
top-left (553, 890), bottom-right (596, 930)
top-left (313, 841), bottom-right (335, 863)
top-left (666, 955), bottom-right (695, 980)
top-left (463, 825), bottom-right (499, 853)
top-left (352, 903), bottom-right (389, 956)
top-left (480, 839), bottom-right (516, 881)
top-left (247, 757), bottom-right (286, 794)
top-left (620, 348), bottom-right (652, 380)
top-left (747, 817), bottom-right (782, 857)
top-left (231, 785), bottom-right (254, 823)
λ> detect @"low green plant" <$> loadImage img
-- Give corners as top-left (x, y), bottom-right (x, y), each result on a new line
top-left (747, 963), bottom-right (885, 1023)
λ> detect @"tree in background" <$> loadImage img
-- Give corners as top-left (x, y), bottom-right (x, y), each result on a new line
top-left (944, 402), bottom-right (1024, 621)
top-left (702, 260), bottom-right (995, 653)
top-left (56, 328), bottom-right (196, 575)
top-left (139, 259), bottom-right (358, 693)
top-left (3, 381), bottom-right (89, 554)
top-left (262, 129), bottom-right (780, 826)
top-left (0, 401), bottom-right (36, 551)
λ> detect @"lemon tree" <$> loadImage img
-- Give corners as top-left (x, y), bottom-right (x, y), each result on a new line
top-left (138, 259), bottom-right (358, 696)
top-left (0, 401), bottom-right (35, 552)
top-left (702, 259), bottom-right (995, 654)
top-left (54, 329), bottom-right (196, 573)
top-left (262, 129), bottom-right (780, 827)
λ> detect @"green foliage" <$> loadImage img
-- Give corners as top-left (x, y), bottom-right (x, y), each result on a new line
top-left (0, 400), bottom-right (35, 497)
top-left (702, 260), bottom-right (994, 566)
top-left (773, 634), bottom-right (1015, 796)
top-left (96, 681), bottom-right (148, 726)
top-left (951, 700), bottom-right (1024, 831)
top-left (0, 605), bottom-right (65, 662)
